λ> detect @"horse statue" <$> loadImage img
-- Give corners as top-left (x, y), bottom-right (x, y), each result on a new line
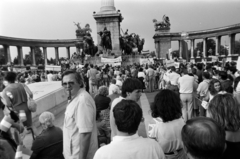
top-left (98, 27), bottom-right (112, 53)
top-left (132, 34), bottom-right (145, 54)
top-left (153, 15), bottom-right (171, 30)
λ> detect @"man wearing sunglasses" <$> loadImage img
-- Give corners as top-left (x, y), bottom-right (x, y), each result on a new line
top-left (62, 70), bottom-right (98, 159)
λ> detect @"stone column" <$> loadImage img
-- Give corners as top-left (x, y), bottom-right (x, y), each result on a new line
top-left (3, 45), bottom-right (11, 65)
top-left (229, 34), bottom-right (236, 55)
top-left (17, 46), bottom-right (24, 66)
top-left (100, 0), bottom-right (115, 11)
top-left (43, 47), bottom-right (48, 66)
top-left (30, 47), bottom-right (36, 66)
top-left (215, 36), bottom-right (221, 56)
top-left (55, 47), bottom-right (59, 65)
top-left (179, 40), bottom-right (182, 59)
top-left (190, 39), bottom-right (195, 58)
top-left (203, 38), bottom-right (207, 57)
top-left (155, 41), bottom-right (160, 58)
top-left (66, 47), bottom-right (70, 59)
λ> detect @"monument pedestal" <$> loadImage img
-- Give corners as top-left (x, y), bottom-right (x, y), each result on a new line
top-left (93, 0), bottom-right (123, 57)
top-left (154, 29), bottom-right (171, 59)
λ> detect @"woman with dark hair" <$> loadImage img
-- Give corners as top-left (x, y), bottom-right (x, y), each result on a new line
top-left (205, 78), bottom-right (222, 102)
top-left (1, 72), bottom-right (32, 128)
top-left (207, 93), bottom-right (240, 159)
top-left (150, 89), bottom-right (186, 159)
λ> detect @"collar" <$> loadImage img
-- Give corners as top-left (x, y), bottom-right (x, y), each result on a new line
top-left (112, 133), bottom-right (139, 142)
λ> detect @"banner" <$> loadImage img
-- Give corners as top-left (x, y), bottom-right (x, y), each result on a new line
top-left (166, 60), bottom-right (175, 68)
top-left (113, 62), bottom-right (121, 66)
top-left (101, 56), bottom-right (122, 63)
top-left (140, 58), bottom-right (154, 65)
top-left (12, 68), bottom-right (26, 73)
top-left (174, 62), bottom-right (180, 69)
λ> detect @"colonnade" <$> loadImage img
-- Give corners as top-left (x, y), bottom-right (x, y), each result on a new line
top-left (1, 45), bottom-right (72, 66)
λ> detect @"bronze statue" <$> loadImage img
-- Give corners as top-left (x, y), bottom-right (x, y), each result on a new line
top-left (73, 22), bottom-right (81, 30)
top-left (119, 30), bottom-right (145, 55)
top-left (98, 27), bottom-right (112, 53)
top-left (153, 15), bottom-right (171, 30)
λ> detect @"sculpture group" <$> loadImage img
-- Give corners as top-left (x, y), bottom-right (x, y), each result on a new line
top-left (119, 29), bottom-right (145, 55)
top-left (74, 22), bottom-right (97, 57)
top-left (153, 15), bottom-right (171, 30)
top-left (98, 27), bottom-right (112, 54)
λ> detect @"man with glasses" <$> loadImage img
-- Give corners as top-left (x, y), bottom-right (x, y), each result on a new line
top-left (62, 70), bottom-right (98, 159)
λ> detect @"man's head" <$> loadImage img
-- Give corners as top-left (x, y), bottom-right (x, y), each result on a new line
top-left (219, 71), bottom-right (228, 80)
top-left (202, 72), bottom-right (210, 80)
top-left (181, 117), bottom-right (226, 159)
top-left (121, 78), bottom-right (142, 102)
top-left (113, 100), bottom-right (142, 135)
top-left (62, 70), bottom-right (84, 97)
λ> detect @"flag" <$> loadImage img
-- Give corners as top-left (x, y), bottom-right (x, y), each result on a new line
top-left (0, 115), bottom-right (14, 132)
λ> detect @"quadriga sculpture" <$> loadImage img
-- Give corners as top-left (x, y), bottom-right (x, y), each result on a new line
top-left (153, 15), bottom-right (171, 30)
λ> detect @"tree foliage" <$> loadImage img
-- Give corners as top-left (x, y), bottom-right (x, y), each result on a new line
top-left (0, 48), bottom-right (5, 65)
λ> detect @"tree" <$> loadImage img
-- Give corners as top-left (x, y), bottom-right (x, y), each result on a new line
top-left (235, 39), bottom-right (240, 55)
top-left (32, 47), bottom-right (44, 65)
top-left (24, 54), bottom-right (31, 65)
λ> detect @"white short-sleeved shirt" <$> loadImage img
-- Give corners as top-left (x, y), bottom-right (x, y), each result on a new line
top-left (93, 134), bottom-right (165, 159)
top-left (63, 88), bottom-right (98, 159)
top-left (110, 96), bottom-right (125, 139)
top-left (178, 75), bottom-right (195, 94)
top-left (149, 118), bottom-right (185, 153)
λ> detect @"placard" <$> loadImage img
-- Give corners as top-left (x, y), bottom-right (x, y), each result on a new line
top-left (166, 60), bottom-right (175, 68)
top-left (212, 56), bottom-right (218, 62)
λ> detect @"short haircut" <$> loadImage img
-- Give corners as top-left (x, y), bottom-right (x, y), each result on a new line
top-left (62, 70), bottom-right (84, 88)
top-left (4, 72), bottom-right (16, 83)
top-left (98, 86), bottom-right (108, 96)
top-left (208, 93), bottom-right (240, 131)
top-left (121, 78), bottom-right (142, 98)
top-left (113, 100), bottom-right (142, 134)
top-left (151, 89), bottom-right (182, 122)
top-left (202, 72), bottom-right (210, 79)
top-left (219, 71), bottom-right (228, 80)
top-left (209, 79), bottom-right (222, 95)
top-left (111, 78), bottom-right (116, 84)
top-left (182, 117), bottom-right (226, 159)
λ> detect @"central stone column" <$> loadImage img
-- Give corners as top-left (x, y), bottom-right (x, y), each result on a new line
top-left (93, 0), bottom-right (123, 56)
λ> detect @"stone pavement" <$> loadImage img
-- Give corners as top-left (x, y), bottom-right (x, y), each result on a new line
top-left (23, 91), bottom-right (159, 149)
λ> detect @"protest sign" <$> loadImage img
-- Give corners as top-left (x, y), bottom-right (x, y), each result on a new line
top-left (166, 60), bottom-right (175, 68)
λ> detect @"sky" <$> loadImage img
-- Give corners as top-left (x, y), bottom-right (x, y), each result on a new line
top-left (0, 0), bottom-right (240, 60)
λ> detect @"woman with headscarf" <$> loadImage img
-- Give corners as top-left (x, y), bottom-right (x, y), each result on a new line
top-left (30, 111), bottom-right (64, 159)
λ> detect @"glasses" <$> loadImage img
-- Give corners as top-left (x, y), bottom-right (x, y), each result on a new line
top-left (62, 81), bottom-right (75, 87)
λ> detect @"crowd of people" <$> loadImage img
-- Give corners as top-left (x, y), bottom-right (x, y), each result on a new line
top-left (0, 59), bottom-right (240, 159)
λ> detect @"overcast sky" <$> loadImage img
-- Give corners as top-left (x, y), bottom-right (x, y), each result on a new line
top-left (1, 0), bottom-right (240, 59)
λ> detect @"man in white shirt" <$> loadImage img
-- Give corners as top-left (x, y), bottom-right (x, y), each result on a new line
top-left (94, 100), bottom-right (165, 159)
top-left (47, 71), bottom-right (53, 82)
top-left (109, 79), bottom-right (120, 95)
top-left (62, 70), bottom-right (98, 159)
top-left (110, 78), bottom-right (143, 139)
top-left (166, 66), bottom-right (180, 94)
top-left (178, 69), bottom-right (197, 122)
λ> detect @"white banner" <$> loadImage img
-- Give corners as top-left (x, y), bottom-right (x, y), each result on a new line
top-left (101, 56), bottom-right (122, 63)
top-left (113, 62), bottom-right (121, 66)
top-left (212, 56), bottom-right (218, 62)
top-left (140, 58), bottom-right (154, 65)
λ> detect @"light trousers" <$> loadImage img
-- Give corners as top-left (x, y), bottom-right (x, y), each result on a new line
top-left (180, 93), bottom-right (193, 122)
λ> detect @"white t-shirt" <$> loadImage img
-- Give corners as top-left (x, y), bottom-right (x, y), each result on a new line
top-left (93, 134), bottom-right (165, 159)
top-left (47, 74), bottom-right (53, 81)
top-left (178, 75), bottom-right (195, 94)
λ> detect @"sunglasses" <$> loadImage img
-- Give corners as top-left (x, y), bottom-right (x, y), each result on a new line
top-left (62, 81), bottom-right (75, 87)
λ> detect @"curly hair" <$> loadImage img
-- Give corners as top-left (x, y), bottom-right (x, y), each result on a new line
top-left (209, 79), bottom-right (222, 96)
top-left (98, 86), bottom-right (108, 96)
top-left (151, 89), bottom-right (182, 122)
top-left (208, 93), bottom-right (240, 131)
